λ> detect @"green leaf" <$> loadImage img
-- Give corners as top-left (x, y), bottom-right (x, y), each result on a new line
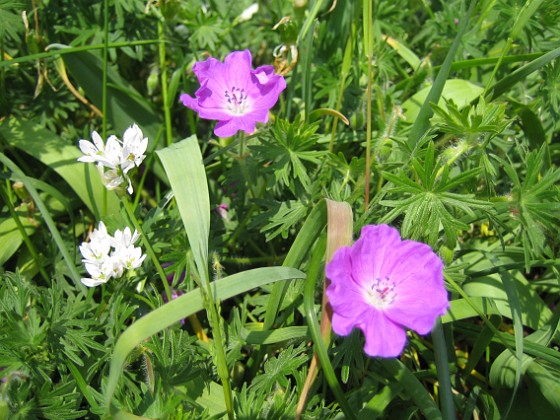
top-left (405, 0), bottom-right (478, 150)
top-left (377, 359), bottom-right (442, 419)
top-left (489, 46), bottom-right (560, 100)
top-left (243, 326), bottom-right (309, 345)
top-left (0, 0), bottom-right (24, 41)
top-left (0, 153), bottom-right (84, 290)
top-left (0, 117), bottom-right (120, 216)
top-left (104, 266), bottom-right (306, 411)
top-left (156, 136), bottom-right (210, 282)
top-left (403, 79), bottom-right (484, 123)
top-left (0, 216), bottom-right (36, 266)
top-left (60, 49), bottom-right (161, 141)
top-left (249, 345), bottom-right (308, 394)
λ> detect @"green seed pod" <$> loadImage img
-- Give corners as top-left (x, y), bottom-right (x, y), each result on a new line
top-left (147, 66), bottom-right (160, 96)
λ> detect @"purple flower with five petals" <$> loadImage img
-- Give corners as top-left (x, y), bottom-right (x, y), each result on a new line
top-left (326, 224), bottom-right (449, 358)
top-left (180, 50), bottom-right (286, 138)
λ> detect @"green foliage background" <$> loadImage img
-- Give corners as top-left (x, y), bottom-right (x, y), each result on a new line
top-left (1, 0), bottom-right (559, 418)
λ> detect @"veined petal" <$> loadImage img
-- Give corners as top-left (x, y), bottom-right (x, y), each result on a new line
top-left (91, 131), bottom-right (105, 150)
top-left (192, 57), bottom-right (222, 84)
top-left (350, 225), bottom-right (402, 284)
top-left (180, 93), bottom-right (201, 113)
top-left (214, 116), bottom-right (257, 137)
top-left (223, 49), bottom-right (253, 91)
top-left (78, 139), bottom-right (99, 156)
top-left (361, 312), bottom-right (408, 357)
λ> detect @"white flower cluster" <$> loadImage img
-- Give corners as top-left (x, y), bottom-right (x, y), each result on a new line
top-left (78, 123), bottom-right (148, 194)
top-left (79, 221), bottom-right (146, 287)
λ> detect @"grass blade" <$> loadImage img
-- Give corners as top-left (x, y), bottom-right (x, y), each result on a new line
top-left (406, 0), bottom-right (477, 151)
top-left (157, 136), bottom-right (210, 282)
top-left (104, 266), bottom-right (306, 411)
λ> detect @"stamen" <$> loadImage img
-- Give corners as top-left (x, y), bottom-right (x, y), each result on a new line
top-left (364, 276), bottom-right (396, 308)
top-left (223, 86), bottom-right (250, 115)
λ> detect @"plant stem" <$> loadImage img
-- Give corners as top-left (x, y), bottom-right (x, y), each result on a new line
top-left (0, 184), bottom-right (50, 282)
top-left (158, 19), bottom-right (173, 147)
top-left (363, 0), bottom-right (374, 211)
top-left (101, 0), bottom-right (109, 216)
top-left (121, 197), bottom-right (172, 301)
top-left (201, 261), bottom-right (234, 419)
top-left (432, 318), bottom-right (456, 420)
top-left (0, 153), bottom-right (84, 292)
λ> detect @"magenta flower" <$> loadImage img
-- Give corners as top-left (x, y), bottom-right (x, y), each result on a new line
top-left (180, 49), bottom-right (286, 138)
top-left (326, 224), bottom-right (449, 358)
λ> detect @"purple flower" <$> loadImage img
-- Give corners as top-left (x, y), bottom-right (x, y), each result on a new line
top-left (326, 224), bottom-right (449, 358)
top-left (180, 50), bottom-right (286, 138)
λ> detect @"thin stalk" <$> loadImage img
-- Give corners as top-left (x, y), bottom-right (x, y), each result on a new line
top-left (123, 197), bottom-right (209, 342)
top-left (101, 0), bottom-right (109, 216)
top-left (201, 268), bottom-right (234, 420)
top-left (134, 125), bottom-right (164, 209)
top-left (0, 184), bottom-right (49, 282)
top-left (329, 32), bottom-right (354, 153)
top-left (432, 318), bottom-right (456, 420)
top-left (303, 235), bottom-right (356, 420)
top-left (0, 153), bottom-right (84, 292)
top-left (483, 0), bottom-right (544, 97)
top-left (363, 0), bottom-right (374, 211)
top-left (158, 20), bottom-right (173, 147)
top-left (121, 197), bottom-right (172, 302)
top-left (406, 0), bottom-right (477, 151)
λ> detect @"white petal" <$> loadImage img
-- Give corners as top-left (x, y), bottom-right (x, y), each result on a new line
top-left (78, 139), bottom-right (98, 156)
top-left (81, 277), bottom-right (107, 287)
top-left (91, 131), bottom-right (105, 150)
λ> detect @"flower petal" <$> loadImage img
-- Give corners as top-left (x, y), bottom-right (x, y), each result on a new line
top-left (214, 116), bottom-right (257, 137)
top-left (349, 225), bottom-right (402, 286)
top-left (385, 249), bottom-right (448, 334)
top-left (91, 131), bottom-right (104, 150)
top-left (180, 93), bottom-right (201, 113)
top-left (360, 312), bottom-right (408, 357)
top-left (81, 277), bottom-right (107, 287)
top-left (223, 50), bottom-right (253, 91)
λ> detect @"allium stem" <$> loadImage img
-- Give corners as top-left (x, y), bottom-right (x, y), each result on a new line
top-left (101, 0), bottom-right (109, 216)
top-left (432, 318), bottom-right (456, 420)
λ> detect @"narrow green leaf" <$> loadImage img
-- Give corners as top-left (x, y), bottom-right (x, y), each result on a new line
top-left (406, 0), bottom-right (477, 150)
top-left (487, 255), bottom-right (523, 418)
top-left (157, 136), bottom-right (210, 282)
top-left (510, 0), bottom-right (545, 40)
top-left (243, 326), bottom-right (309, 345)
top-left (0, 217), bottom-right (35, 266)
top-left (0, 117), bottom-right (119, 216)
top-left (489, 47), bottom-right (560, 100)
top-left (263, 200), bottom-right (328, 330)
top-left (0, 152), bottom-right (84, 290)
top-left (377, 359), bottom-right (442, 419)
top-left (402, 79), bottom-right (484, 123)
top-left (104, 266), bottom-right (306, 411)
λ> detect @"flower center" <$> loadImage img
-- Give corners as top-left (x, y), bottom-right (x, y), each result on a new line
top-left (224, 86), bottom-right (250, 115)
top-left (364, 276), bottom-right (396, 309)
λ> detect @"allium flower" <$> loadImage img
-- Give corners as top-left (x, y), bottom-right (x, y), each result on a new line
top-left (326, 224), bottom-right (449, 358)
top-left (237, 3), bottom-right (259, 23)
top-left (180, 49), bottom-right (286, 137)
top-left (80, 221), bottom-right (146, 287)
top-left (78, 123), bottom-right (148, 194)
